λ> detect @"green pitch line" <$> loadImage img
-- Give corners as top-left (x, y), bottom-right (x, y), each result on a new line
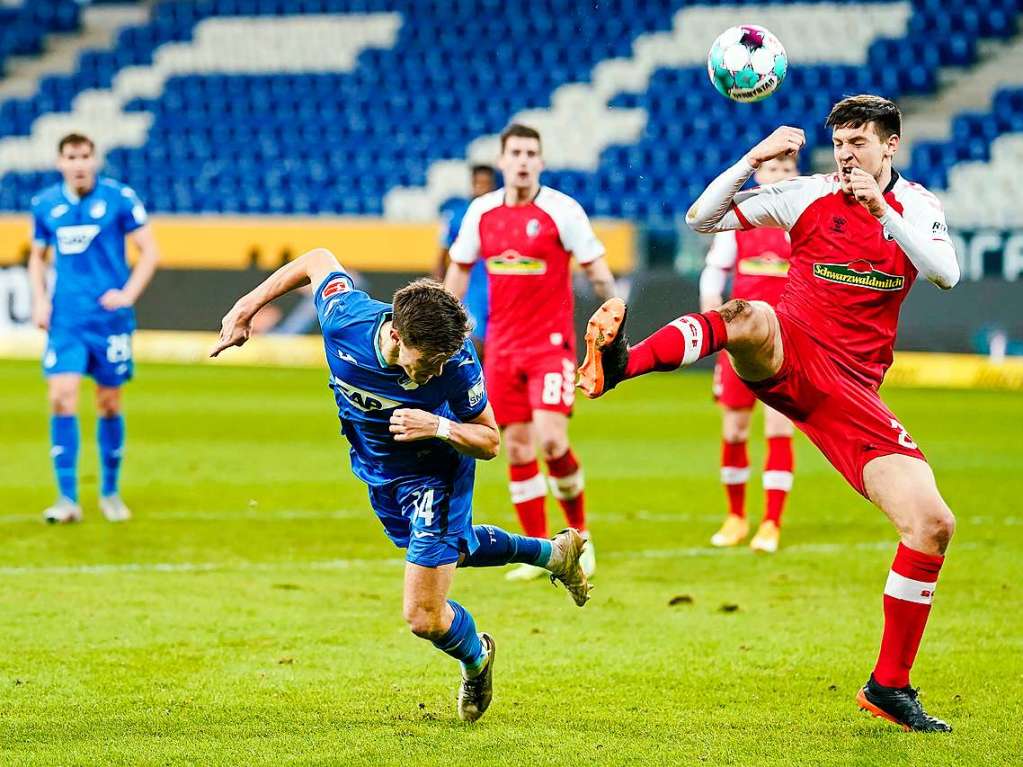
top-left (0, 360), bottom-right (1020, 767)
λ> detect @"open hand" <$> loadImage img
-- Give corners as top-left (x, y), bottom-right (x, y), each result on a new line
top-left (210, 303), bottom-right (254, 357)
top-left (389, 408), bottom-right (441, 442)
top-left (847, 167), bottom-right (887, 218)
top-left (746, 126), bottom-right (805, 168)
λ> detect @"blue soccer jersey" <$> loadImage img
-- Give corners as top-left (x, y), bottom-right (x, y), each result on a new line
top-left (32, 178), bottom-right (147, 330)
top-left (441, 198), bottom-right (488, 340)
top-left (314, 270), bottom-right (489, 566)
top-left (32, 178), bottom-right (147, 385)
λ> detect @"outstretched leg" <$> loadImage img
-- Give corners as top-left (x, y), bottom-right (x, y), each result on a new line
top-left (578, 298), bottom-right (783, 398)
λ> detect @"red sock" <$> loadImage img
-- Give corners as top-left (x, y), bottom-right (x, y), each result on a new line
top-left (873, 543), bottom-right (945, 688)
top-left (763, 436), bottom-right (794, 525)
top-left (545, 449), bottom-right (585, 532)
top-left (626, 310), bottom-right (728, 378)
top-left (720, 440), bottom-right (749, 518)
top-left (508, 460), bottom-right (548, 538)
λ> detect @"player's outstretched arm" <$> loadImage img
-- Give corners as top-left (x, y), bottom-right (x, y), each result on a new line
top-left (687, 126), bottom-right (805, 233)
top-left (442, 261), bottom-right (471, 300)
top-left (211, 247), bottom-right (342, 357)
top-left (389, 403), bottom-right (500, 461)
top-left (581, 256), bottom-right (617, 300)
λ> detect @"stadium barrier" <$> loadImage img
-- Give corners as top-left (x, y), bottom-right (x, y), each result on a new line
top-left (1, 328), bottom-right (1021, 391)
top-left (0, 215), bottom-right (635, 272)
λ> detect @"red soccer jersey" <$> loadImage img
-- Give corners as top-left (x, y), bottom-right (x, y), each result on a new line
top-left (706, 228), bottom-right (792, 306)
top-left (449, 187), bottom-right (605, 354)
top-left (730, 171), bottom-right (953, 388)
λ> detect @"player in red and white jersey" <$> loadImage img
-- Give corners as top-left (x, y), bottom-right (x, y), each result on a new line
top-left (445, 124), bottom-right (617, 582)
top-left (700, 155), bottom-right (798, 553)
top-left (579, 96), bottom-right (959, 732)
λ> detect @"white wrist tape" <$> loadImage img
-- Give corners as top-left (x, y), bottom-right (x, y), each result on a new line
top-left (436, 416), bottom-right (453, 441)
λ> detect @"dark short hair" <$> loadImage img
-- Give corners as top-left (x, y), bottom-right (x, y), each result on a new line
top-left (392, 279), bottom-right (469, 359)
top-left (471, 164), bottom-right (496, 178)
top-left (826, 95), bottom-right (901, 140)
top-left (499, 123), bottom-right (542, 152)
top-left (58, 133), bottom-right (95, 154)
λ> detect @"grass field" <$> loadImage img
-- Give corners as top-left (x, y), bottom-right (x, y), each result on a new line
top-left (1, 358), bottom-right (1021, 766)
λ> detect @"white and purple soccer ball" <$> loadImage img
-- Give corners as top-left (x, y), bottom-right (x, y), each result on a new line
top-left (707, 25), bottom-right (788, 103)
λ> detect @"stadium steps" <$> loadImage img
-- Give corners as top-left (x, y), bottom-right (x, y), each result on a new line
top-left (384, 1), bottom-right (912, 222)
top-left (0, 5), bottom-right (150, 102)
top-left (899, 30), bottom-right (1023, 159)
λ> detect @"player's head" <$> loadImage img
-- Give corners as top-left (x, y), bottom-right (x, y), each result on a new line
top-left (470, 164), bottom-right (497, 199)
top-left (754, 154), bottom-right (799, 185)
top-left (826, 95), bottom-right (901, 192)
top-left (498, 124), bottom-right (543, 192)
top-left (57, 133), bottom-right (98, 192)
top-left (391, 279), bottom-right (470, 384)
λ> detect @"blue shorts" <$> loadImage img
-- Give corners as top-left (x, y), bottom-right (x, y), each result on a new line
top-left (44, 318), bottom-right (134, 387)
top-left (367, 462), bottom-right (479, 568)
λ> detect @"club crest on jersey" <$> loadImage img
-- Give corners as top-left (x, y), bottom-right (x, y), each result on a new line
top-left (397, 375), bottom-right (420, 390)
top-left (525, 218), bottom-right (541, 238)
top-left (486, 250), bottom-right (546, 275)
top-left (881, 226), bottom-right (895, 241)
top-left (89, 200), bottom-right (107, 219)
top-left (321, 276), bottom-right (351, 300)
top-left (332, 376), bottom-right (402, 412)
top-left (813, 261), bottom-right (905, 291)
top-left (55, 225), bottom-right (101, 255)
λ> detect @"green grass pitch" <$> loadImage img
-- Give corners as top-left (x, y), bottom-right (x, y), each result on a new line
top-left (1, 359), bottom-right (1020, 766)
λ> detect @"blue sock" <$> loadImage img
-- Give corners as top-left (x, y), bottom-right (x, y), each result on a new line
top-left (460, 524), bottom-right (552, 568)
top-left (432, 600), bottom-right (487, 676)
top-left (50, 415), bottom-right (79, 502)
top-left (98, 415), bottom-right (125, 497)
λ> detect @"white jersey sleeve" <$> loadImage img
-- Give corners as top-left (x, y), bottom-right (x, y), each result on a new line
top-left (687, 157), bottom-right (833, 233)
top-left (449, 190), bottom-right (503, 265)
top-left (536, 187), bottom-right (605, 264)
top-left (699, 231), bottom-right (736, 300)
top-left (883, 179), bottom-right (960, 289)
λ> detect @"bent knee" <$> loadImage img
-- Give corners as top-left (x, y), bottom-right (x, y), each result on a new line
top-left (48, 390), bottom-right (78, 415)
top-left (716, 299), bottom-right (773, 347)
top-left (403, 607), bottom-right (448, 640)
top-left (910, 503), bottom-right (956, 553)
top-left (539, 436), bottom-right (569, 461)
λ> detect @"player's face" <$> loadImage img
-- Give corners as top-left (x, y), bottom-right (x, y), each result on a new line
top-left (57, 143), bottom-right (98, 191)
top-left (471, 171), bottom-right (496, 199)
top-left (753, 157), bottom-right (798, 185)
top-left (832, 123), bottom-right (898, 193)
top-left (396, 342), bottom-right (449, 384)
top-left (499, 137), bottom-right (543, 191)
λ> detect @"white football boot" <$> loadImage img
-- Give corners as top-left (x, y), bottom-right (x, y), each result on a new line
top-left (43, 497), bottom-right (83, 524)
top-left (99, 494), bottom-right (132, 522)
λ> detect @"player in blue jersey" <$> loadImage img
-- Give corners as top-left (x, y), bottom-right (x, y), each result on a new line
top-left (211, 247), bottom-right (591, 722)
top-left (27, 133), bottom-right (160, 524)
top-left (435, 165), bottom-right (497, 351)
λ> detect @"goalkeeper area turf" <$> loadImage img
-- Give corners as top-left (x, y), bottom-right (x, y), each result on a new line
top-left (1, 359), bottom-right (1020, 766)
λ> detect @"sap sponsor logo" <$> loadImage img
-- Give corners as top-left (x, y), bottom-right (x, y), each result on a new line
top-left (56, 225), bottom-right (101, 255)
top-left (321, 276), bottom-right (351, 300)
top-left (332, 376), bottom-right (402, 412)
top-left (467, 377), bottom-right (485, 408)
top-left (50, 204), bottom-right (69, 219)
top-left (89, 200), bottom-right (107, 220)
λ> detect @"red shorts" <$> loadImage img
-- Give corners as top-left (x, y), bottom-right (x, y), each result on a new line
top-left (745, 314), bottom-right (926, 498)
top-left (713, 353), bottom-right (757, 410)
top-left (483, 345), bottom-right (576, 426)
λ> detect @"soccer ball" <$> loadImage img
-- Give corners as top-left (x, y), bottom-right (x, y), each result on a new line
top-left (707, 25), bottom-right (788, 103)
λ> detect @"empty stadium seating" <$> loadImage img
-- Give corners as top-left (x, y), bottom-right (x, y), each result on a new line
top-left (0, 0), bottom-right (1019, 226)
top-left (0, 1), bottom-right (81, 77)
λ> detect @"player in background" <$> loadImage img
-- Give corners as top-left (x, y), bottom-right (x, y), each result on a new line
top-left (579, 96), bottom-right (959, 732)
top-left (28, 133), bottom-right (159, 524)
top-left (212, 249), bottom-right (591, 722)
top-left (435, 165), bottom-right (498, 353)
top-left (444, 124), bottom-right (616, 581)
top-left (701, 156), bottom-right (798, 553)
